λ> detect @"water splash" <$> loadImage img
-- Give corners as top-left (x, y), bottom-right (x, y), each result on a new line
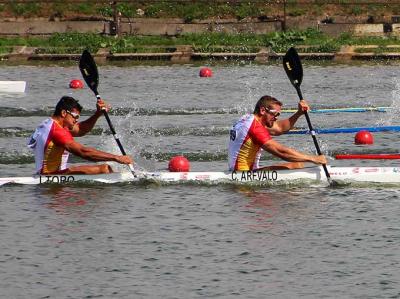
top-left (112, 100), bottom-right (159, 172)
top-left (378, 77), bottom-right (400, 126)
top-left (233, 67), bottom-right (272, 115)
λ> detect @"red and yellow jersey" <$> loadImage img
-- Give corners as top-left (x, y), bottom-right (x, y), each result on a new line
top-left (228, 114), bottom-right (272, 171)
top-left (27, 118), bottom-right (74, 174)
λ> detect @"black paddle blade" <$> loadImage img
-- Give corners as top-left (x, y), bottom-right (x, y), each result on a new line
top-left (79, 50), bottom-right (99, 95)
top-left (283, 47), bottom-right (303, 88)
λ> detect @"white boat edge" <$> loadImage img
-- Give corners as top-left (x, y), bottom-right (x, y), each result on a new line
top-left (1, 166), bottom-right (400, 186)
top-left (0, 81), bottom-right (26, 93)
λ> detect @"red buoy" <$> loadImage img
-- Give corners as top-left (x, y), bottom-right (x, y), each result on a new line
top-left (354, 130), bottom-right (374, 145)
top-left (199, 67), bottom-right (213, 77)
top-left (168, 155), bottom-right (190, 172)
top-left (69, 79), bottom-right (84, 89)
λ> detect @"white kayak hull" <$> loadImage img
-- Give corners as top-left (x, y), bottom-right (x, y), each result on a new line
top-left (1, 166), bottom-right (400, 186)
top-left (0, 81), bottom-right (26, 93)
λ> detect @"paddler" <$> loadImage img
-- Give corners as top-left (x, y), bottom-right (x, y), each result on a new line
top-left (228, 95), bottom-right (327, 171)
top-left (28, 96), bottom-right (133, 175)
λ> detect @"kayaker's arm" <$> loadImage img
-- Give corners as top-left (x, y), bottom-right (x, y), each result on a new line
top-left (269, 100), bottom-right (309, 136)
top-left (71, 99), bottom-right (110, 137)
top-left (64, 140), bottom-right (132, 164)
top-left (72, 111), bottom-right (102, 137)
top-left (262, 139), bottom-right (326, 165)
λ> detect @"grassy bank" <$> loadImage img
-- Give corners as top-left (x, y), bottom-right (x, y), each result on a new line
top-left (0, 1), bottom-right (274, 21)
top-left (1, 1), bottom-right (400, 23)
top-left (2, 30), bottom-right (400, 55)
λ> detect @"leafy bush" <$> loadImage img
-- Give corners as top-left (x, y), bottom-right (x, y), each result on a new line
top-left (117, 3), bottom-right (137, 18)
top-left (144, 3), bottom-right (164, 18)
top-left (45, 32), bottom-right (107, 53)
top-left (73, 3), bottom-right (95, 15)
top-left (2, 30), bottom-right (400, 57)
top-left (97, 5), bottom-right (113, 17)
top-left (0, 37), bottom-right (25, 46)
top-left (350, 6), bottom-right (363, 16)
top-left (0, 46), bottom-right (12, 54)
top-left (7, 3), bottom-right (40, 17)
top-left (177, 3), bottom-right (214, 23)
top-left (235, 3), bottom-right (262, 20)
top-left (216, 4), bottom-right (235, 18)
top-left (288, 8), bottom-right (306, 17)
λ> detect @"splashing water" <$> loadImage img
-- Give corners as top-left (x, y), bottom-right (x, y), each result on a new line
top-left (117, 101), bottom-right (159, 172)
top-left (97, 99), bottom-right (157, 172)
top-left (233, 67), bottom-right (272, 115)
top-left (378, 77), bottom-right (400, 126)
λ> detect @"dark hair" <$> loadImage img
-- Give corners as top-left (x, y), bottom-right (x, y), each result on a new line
top-left (53, 96), bottom-right (83, 116)
top-left (253, 95), bottom-right (282, 114)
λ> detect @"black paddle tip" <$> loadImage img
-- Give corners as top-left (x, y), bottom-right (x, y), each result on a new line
top-left (81, 49), bottom-right (91, 57)
top-left (79, 50), bottom-right (92, 68)
top-left (285, 47), bottom-right (297, 57)
top-left (283, 47), bottom-right (303, 87)
top-left (79, 49), bottom-right (99, 95)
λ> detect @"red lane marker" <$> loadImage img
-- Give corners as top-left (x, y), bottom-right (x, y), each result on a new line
top-left (335, 154), bottom-right (400, 160)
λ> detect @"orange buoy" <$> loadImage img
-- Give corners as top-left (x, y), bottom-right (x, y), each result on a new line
top-left (199, 67), bottom-right (213, 77)
top-left (69, 79), bottom-right (84, 89)
top-left (354, 130), bottom-right (374, 145)
top-left (168, 156), bottom-right (190, 172)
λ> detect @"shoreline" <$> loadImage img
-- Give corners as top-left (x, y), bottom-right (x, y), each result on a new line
top-left (2, 46), bottom-right (400, 65)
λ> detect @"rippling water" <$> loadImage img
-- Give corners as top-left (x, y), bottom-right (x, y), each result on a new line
top-left (1, 62), bottom-right (400, 298)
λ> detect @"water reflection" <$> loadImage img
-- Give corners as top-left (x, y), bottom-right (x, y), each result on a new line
top-left (42, 185), bottom-right (88, 213)
top-left (35, 185), bottom-right (106, 216)
top-left (233, 185), bottom-right (315, 231)
top-left (32, 185), bottom-right (112, 241)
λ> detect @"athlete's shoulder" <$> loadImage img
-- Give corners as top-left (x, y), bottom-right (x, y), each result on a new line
top-left (232, 113), bottom-right (254, 127)
top-left (249, 117), bottom-right (271, 144)
top-left (51, 121), bottom-right (73, 144)
top-left (35, 118), bottom-right (54, 129)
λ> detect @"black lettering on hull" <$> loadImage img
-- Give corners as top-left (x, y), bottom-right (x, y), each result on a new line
top-left (231, 170), bottom-right (278, 182)
top-left (39, 175), bottom-right (75, 184)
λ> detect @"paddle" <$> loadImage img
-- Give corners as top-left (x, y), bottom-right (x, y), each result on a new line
top-left (283, 47), bottom-right (332, 184)
top-left (79, 50), bottom-right (135, 175)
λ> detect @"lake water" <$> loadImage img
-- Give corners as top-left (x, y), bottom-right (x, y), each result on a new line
top-left (1, 61), bottom-right (400, 298)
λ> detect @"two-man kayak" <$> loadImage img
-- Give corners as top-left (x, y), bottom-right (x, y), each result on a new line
top-left (1, 166), bottom-right (400, 186)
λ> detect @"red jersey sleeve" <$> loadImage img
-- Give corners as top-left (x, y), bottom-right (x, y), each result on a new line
top-left (249, 119), bottom-right (272, 146)
top-left (51, 123), bottom-right (74, 146)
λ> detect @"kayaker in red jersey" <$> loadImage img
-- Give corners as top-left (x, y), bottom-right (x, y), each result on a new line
top-left (28, 96), bottom-right (133, 175)
top-left (228, 95), bottom-right (327, 171)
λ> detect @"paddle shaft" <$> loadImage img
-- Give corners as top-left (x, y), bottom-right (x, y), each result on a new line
top-left (79, 50), bottom-right (135, 175)
top-left (94, 94), bottom-right (127, 155)
top-left (295, 85), bottom-right (332, 182)
top-left (93, 93), bottom-right (135, 173)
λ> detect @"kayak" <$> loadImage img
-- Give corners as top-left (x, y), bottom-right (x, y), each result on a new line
top-left (0, 81), bottom-right (26, 93)
top-left (1, 166), bottom-right (400, 186)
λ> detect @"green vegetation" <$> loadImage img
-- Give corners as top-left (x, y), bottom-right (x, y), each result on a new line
top-left (350, 6), bottom-right (364, 16)
top-left (0, 1), bottom-right (270, 20)
top-left (0, 46), bottom-right (11, 54)
top-left (2, 30), bottom-right (400, 56)
top-left (354, 46), bottom-right (400, 54)
top-left (7, 2), bottom-right (41, 17)
top-left (0, 1), bottom-right (397, 21)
